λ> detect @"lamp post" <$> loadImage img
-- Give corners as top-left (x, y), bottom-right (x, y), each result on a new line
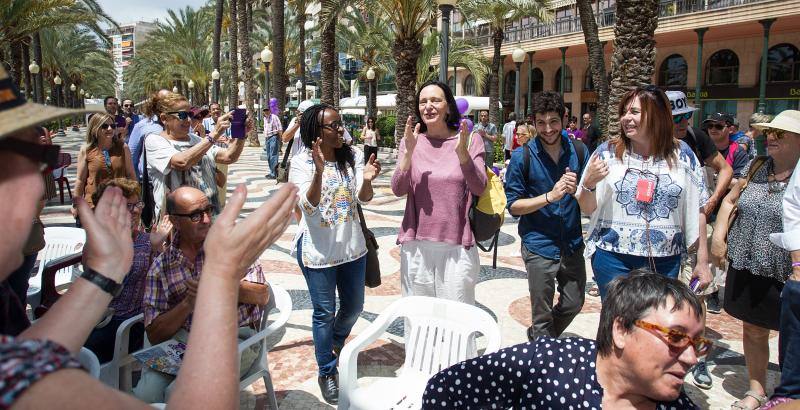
top-left (366, 67), bottom-right (376, 119)
top-left (211, 69), bottom-right (220, 103)
top-left (54, 75), bottom-right (63, 134)
top-left (28, 60), bottom-right (40, 103)
top-left (261, 46), bottom-right (272, 113)
top-left (70, 83), bottom-right (76, 110)
top-left (512, 47), bottom-right (526, 121)
top-left (257, 86), bottom-right (263, 124)
top-left (172, 86), bottom-right (179, 94)
top-left (296, 79), bottom-right (303, 103)
top-left (437, 0), bottom-right (456, 84)
top-left (187, 79), bottom-right (195, 105)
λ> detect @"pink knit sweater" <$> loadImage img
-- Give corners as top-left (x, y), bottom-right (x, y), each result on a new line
top-left (391, 132), bottom-right (487, 247)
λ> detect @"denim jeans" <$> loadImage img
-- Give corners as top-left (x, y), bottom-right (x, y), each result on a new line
top-left (591, 248), bottom-right (681, 300)
top-left (296, 239), bottom-right (366, 376)
top-left (774, 279), bottom-right (800, 399)
top-left (265, 135), bottom-right (280, 177)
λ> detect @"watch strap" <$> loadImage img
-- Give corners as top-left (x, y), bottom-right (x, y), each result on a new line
top-left (80, 268), bottom-right (123, 297)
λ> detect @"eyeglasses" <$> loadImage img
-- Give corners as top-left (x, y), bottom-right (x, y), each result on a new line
top-left (167, 111), bottom-right (192, 121)
top-left (123, 104), bottom-right (132, 107)
top-left (635, 320), bottom-right (713, 357)
top-left (170, 205), bottom-right (215, 222)
top-left (0, 138), bottom-right (61, 171)
top-left (672, 112), bottom-right (692, 124)
top-left (126, 201), bottom-right (145, 212)
top-left (706, 122), bottom-right (728, 131)
top-left (321, 121), bottom-right (344, 131)
top-left (764, 127), bottom-right (786, 139)
top-left (100, 123), bottom-right (117, 130)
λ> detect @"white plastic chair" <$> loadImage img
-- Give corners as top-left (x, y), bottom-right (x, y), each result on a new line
top-left (79, 347), bottom-right (101, 379)
top-left (99, 313), bottom-right (145, 391)
top-left (338, 296), bottom-right (502, 410)
top-left (27, 227), bottom-right (85, 310)
top-left (238, 284), bottom-right (293, 409)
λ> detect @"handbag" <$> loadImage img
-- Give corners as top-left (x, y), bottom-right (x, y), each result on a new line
top-left (276, 138), bottom-right (293, 183)
top-left (356, 204), bottom-right (381, 288)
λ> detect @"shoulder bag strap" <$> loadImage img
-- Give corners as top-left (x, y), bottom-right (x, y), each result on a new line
top-left (280, 138), bottom-right (294, 167)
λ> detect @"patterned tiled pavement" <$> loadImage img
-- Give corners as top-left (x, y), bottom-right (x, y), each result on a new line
top-left (41, 128), bottom-right (780, 409)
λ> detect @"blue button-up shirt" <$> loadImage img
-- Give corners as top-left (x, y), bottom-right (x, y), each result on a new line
top-left (505, 136), bottom-right (589, 260)
top-left (128, 116), bottom-right (164, 179)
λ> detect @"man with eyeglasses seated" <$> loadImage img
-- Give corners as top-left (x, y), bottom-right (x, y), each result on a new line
top-left (422, 271), bottom-right (707, 409)
top-left (133, 186), bottom-right (269, 403)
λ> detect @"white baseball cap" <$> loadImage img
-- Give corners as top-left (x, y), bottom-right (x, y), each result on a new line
top-left (665, 91), bottom-right (697, 116)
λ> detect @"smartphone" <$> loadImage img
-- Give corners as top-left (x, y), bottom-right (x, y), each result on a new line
top-left (230, 108), bottom-right (246, 139)
top-left (689, 277), bottom-right (700, 293)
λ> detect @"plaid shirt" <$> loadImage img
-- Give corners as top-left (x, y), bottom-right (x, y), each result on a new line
top-left (263, 113), bottom-right (283, 139)
top-left (143, 232), bottom-right (265, 330)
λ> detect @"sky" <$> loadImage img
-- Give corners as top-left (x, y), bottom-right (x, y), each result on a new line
top-left (96, 0), bottom-right (209, 25)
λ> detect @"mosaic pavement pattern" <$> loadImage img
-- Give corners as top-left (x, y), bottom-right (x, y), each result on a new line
top-left (40, 128), bottom-right (780, 409)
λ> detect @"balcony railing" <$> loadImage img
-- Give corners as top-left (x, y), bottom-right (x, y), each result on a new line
top-left (460, 0), bottom-right (770, 48)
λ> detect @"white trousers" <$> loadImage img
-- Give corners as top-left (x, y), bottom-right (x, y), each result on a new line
top-left (400, 240), bottom-right (480, 305)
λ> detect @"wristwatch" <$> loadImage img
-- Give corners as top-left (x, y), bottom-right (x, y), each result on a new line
top-left (79, 268), bottom-right (123, 297)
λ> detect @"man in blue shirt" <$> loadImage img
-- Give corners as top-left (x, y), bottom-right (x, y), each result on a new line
top-left (505, 91), bottom-right (589, 341)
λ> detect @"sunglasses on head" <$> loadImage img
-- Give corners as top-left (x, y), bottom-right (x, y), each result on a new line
top-left (167, 111), bottom-right (191, 121)
top-left (672, 112), bottom-right (692, 124)
top-left (0, 138), bottom-right (61, 171)
top-left (100, 123), bottom-right (117, 130)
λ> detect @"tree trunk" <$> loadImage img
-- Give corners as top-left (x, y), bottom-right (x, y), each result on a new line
top-left (369, 79), bottom-right (377, 120)
top-left (22, 42), bottom-right (32, 100)
top-left (8, 40), bottom-right (24, 91)
top-left (271, 0), bottom-right (287, 112)
top-left (392, 36), bottom-right (422, 143)
top-left (297, 2), bottom-right (307, 102)
top-left (488, 28), bottom-right (503, 127)
top-left (33, 32), bottom-right (44, 104)
top-left (334, 56), bottom-right (340, 109)
top-left (238, 0), bottom-right (259, 146)
top-left (212, 0), bottom-right (224, 103)
top-left (577, 0), bottom-right (610, 139)
top-left (320, 2), bottom-right (336, 106)
top-left (606, 0), bottom-right (659, 139)
top-left (228, 0), bottom-right (239, 109)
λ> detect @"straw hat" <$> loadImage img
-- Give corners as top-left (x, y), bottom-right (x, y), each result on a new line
top-left (0, 65), bottom-right (100, 139)
top-left (751, 110), bottom-right (800, 135)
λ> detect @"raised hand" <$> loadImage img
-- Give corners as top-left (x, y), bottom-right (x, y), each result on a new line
top-left (402, 115), bottom-right (420, 154)
top-left (149, 214), bottom-right (173, 249)
top-left (456, 119), bottom-right (470, 155)
top-left (76, 187), bottom-right (133, 283)
top-left (213, 111), bottom-right (233, 139)
top-left (311, 137), bottom-right (325, 174)
top-left (203, 183), bottom-right (299, 280)
top-left (363, 153), bottom-right (382, 182)
top-left (583, 155), bottom-right (609, 190)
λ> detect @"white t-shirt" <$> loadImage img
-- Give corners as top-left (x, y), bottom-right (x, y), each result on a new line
top-left (289, 147), bottom-right (367, 268)
top-left (503, 121), bottom-right (516, 151)
top-left (363, 128), bottom-right (378, 147)
top-left (287, 117), bottom-right (305, 158)
top-left (145, 133), bottom-right (221, 219)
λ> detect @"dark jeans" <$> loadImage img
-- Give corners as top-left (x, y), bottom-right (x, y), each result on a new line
top-left (84, 316), bottom-right (145, 363)
top-left (296, 239), bottom-right (366, 376)
top-left (774, 279), bottom-right (800, 399)
top-left (364, 145), bottom-right (378, 164)
top-left (591, 248), bottom-right (681, 300)
top-left (522, 245), bottom-right (586, 340)
top-left (265, 135), bottom-right (280, 177)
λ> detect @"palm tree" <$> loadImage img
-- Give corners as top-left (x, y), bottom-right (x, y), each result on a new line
top-left (271, 0), bottom-right (287, 111)
top-left (458, 0), bottom-right (551, 127)
top-left (228, 0), bottom-right (239, 109)
top-left (606, 0), bottom-right (659, 139)
top-left (39, 26), bottom-right (116, 99)
top-left (416, 31), bottom-right (489, 93)
top-left (293, 0), bottom-right (308, 101)
top-left (237, 0), bottom-right (258, 146)
top-left (318, 0), bottom-right (343, 105)
top-left (577, 0), bottom-right (609, 138)
top-left (212, 0), bottom-right (225, 103)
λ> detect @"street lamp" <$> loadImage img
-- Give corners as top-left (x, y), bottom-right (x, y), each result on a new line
top-left (366, 67), bottom-right (376, 119)
top-left (296, 79), bottom-right (303, 102)
top-left (28, 60), bottom-right (40, 102)
top-left (70, 83), bottom-right (76, 92)
top-left (187, 79), bottom-right (195, 105)
top-left (437, 0), bottom-right (457, 84)
top-left (172, 86), bottom-right (179, 94)
top-left (211, 69), bottom-right (220, 103)
top-left (261, 46), bottom-right (272, 112)
top-left (512, 47), bottom-right (526, 120)
top-left (53, 75), bottom-right (62, 108)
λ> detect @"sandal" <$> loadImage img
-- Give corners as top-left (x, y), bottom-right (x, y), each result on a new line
top-left (731, 390), bottom-right (768, 409)
top-left (586, 282), bottom-right (600, 297)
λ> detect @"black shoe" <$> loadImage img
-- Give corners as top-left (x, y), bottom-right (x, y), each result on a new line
top-left (318, 374), bottom-right (339, 404)
top-left (706, 291), bottom-right (721, 314)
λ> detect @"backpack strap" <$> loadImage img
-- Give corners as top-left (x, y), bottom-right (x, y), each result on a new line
top-left (572, 139), bottom-right (587, 175)
top-left (280, 138), bottom-right (293, 168)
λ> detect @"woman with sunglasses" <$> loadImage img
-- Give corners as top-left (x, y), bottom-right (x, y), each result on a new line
top-left (143, 92), bottom-right (247, 220)
top-left (710, 110), bottom-right (800, 410)
top-left (289, 103), bottom-right (381, 404)
top-left (576, 85), bottom-right (709, 299)
top-left (83, 178), bottom-right (172, 363)
top-left (72, 113), bottom-right (136, 225)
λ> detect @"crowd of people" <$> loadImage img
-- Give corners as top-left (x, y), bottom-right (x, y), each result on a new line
top-left (2, 56), bottom-right (800, 410)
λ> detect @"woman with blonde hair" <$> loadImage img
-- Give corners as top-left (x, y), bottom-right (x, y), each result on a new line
top-left (71, 113), bottom-right (136, 225)
top-left (143, 92), bottom-right (247, 219)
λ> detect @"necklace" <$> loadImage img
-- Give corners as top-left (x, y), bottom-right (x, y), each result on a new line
top-left (768, 161), bottom-right (793, 194)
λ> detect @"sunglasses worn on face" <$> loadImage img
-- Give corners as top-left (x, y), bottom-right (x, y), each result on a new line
top-left (321, 121), bottom-right (344, 131)
top-left (635, 320), bottom-right (712, 357)
top-left (672, 112), bottom-right (692, 124)
top-left (0, 138), bottom-right (61, 171)
top-left (765, 127), bottom-right (786, 139)
top-left (171, 205), bottom-right (216, 222)
top-left (167, 111), bottom-right (191, 121)
top-left (100, 123), bottom-right (117, 130)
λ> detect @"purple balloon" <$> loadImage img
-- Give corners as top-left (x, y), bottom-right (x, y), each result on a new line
top-left (455, 98), bottom-right (469, 115)
top-left (463, 118), bottom-right (474, 134)
top-left (492, 166), bottom-right (500, 176)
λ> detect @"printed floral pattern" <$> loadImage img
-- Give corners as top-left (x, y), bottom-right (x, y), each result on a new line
top-left (615, 173), bottom-right (683, 222)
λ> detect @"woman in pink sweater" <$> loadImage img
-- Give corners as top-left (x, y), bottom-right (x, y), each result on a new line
top-left (391, 80), bottom-right (487, 305)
